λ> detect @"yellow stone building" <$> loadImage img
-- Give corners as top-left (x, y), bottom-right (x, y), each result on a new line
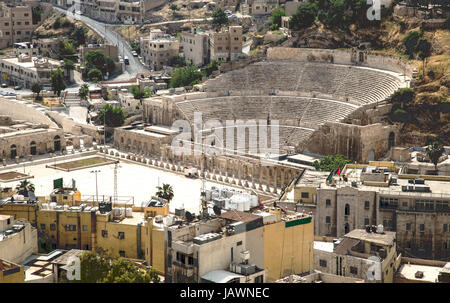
top-left (261, 207), bottom-right (314, 281)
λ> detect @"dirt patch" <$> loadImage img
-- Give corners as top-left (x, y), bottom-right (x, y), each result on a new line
top-left (48, 157), bottom-right (118, 172)
top-left (0, 172), bottom-right (33, 182)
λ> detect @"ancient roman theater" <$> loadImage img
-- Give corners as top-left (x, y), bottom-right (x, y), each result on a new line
top-left (102, 47), bottom-right (413, 196)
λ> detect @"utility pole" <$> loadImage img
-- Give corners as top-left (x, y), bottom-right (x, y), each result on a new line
top-left (91, 170), bottom-right (100, 204)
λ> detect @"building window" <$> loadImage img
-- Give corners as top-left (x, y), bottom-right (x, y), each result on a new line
top-left (326, 216), bottom-right (331, 224)
top-left (50, 224), bottom-right (56, 231)
top-left (301, 192), bottom-right (309, 198)
top-left (444, 224), bottom-right (448, 232)
top-left (419, 241), bottom-right (424, 249)
top-left (102, 230), bottom-right (108, 238)
top-left (420, 224), bottom-right (425, 232)
top-left (118, 232), bottom-right (125, 239)
top-left (237, 241), bottom-right (242, 246)
top-left (326, 199), bottom-right (331, 206)
top-left (364, 201), bottom-right (370, 209)
top-left (254, 275), bottom-right (263, 283)
top-left (319, 259), bottom-right (327, 267)
top-left (364, 218), bottom-right (370, 226)
top-left (69, 225), bottom-right (76, 231)
top-left (40, 224), bottom-right (46, 230)
top-left (82, 225), bottom-right (88, 232)
top-left (406, 223), bottom-right (411, 231)
top-left (350, 266), bottom-right (358, 275)
top-left (119, 251), bottom-right (125, 257)
top-left (344, 204), bottom-right (350, 216)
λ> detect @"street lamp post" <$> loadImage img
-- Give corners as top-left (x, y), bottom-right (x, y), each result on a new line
top-left (91, 170), bottom-right (100, 204)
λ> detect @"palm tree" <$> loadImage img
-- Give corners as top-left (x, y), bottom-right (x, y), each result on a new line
top-left (426, 141), bottom-right (444, 173)
top-left (15, 180), bottom-right (35, 197)
top-left (155, 183), bottom-right (174, 202)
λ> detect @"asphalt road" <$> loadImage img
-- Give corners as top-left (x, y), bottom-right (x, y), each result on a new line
top-left (54, 6), bottom-right (149, 78)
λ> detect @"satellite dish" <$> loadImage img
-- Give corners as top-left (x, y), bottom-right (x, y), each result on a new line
top-left (213, 205), bottom-right (221, 216)
top-left (185, 211), bottom-right (194, 222)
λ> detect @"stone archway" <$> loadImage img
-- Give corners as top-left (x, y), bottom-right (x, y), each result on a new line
top-left (388, 132), bottom-right (395, 150)
top-left (30, 141), bottom-right (37, 155)
top-left (10, 144), bottom-right (17, 159)
top-left (54, 135), bottom-right (61, 152)
top-left (368, 149), bottom-right (375, 162)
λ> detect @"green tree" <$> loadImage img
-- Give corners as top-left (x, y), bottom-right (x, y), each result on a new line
top-left (317, 0), bottom-right (347, 28)
top-left (103, 258), bottom-right (160, 283)
top-left (87, 68), bottom-right (103, 83)
top-left (72, 26), bottom-right (88, 46)
top-left (78, 83), bottom-right (89, 100)
top-left (416, 37), bottom-right (431, 73)
top-left (390, 108), bottom-right (411, 122)
top-left (202, 60), bottom-right (222, 76)
top-left (31, 82), bottom-right (41, 101)
top-left (290, 2), bottom-right (318, 30)
top-left (84, 50), bottom-right (115, 74)
top-left (156, 183), bottom-right (174, 202)
top-left (97, 104), bottom-right (125, 127)
top-left (313, 154), bottom-right (351, 171)
top-left (426, 141), bottom-right (444, 172)
top-left (169, 66), bottom-right (205, 88)
top-left (66, 249), bottom-right (160, 283)
top-left (390, 88), bottom-right (414, 108)
top-left (58, 40), bottom-right (77, 58)
top-left (50, 68), bottom-right (66, 97)
top-left (270, 8), bottom-right (286, 27)
top-left (130, 85), bottom-right (151, 100)
top-left (212, 8), bottom-right (229, 29)
top-left (402, 31), bottom-right (421, 58)
top-left (15, 180), bottom-right (35, 197)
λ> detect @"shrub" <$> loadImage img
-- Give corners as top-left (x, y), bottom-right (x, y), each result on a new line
top-left (87, 68), bottom-right (103, 82)
top-left (402, 31), bottom-right (420, 57)
top-left (391, 108), bottom-right (411, 122)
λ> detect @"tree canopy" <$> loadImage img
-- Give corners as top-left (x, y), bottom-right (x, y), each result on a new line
top-left (78, 83), bottom-right (89, 100)
top-left (290, 2), bottom-right (318, 30)
top-left (65, 249), bottom-right (160, 283)
top-left (97, 104), bottom-right (125, 127)
top-left (270, 8), bottom-right (286, 27)
top-left (426, 141), bottom-right (444, 170)
top-left (169, 66), bottom-right (205, 88)
top-left (313, 154), bottom-right (352, 171)
top-left (84, 50), bottom-right (115, 74)
top-left (16, 180), bottom-right (35, 197)
top-left (212, 8), bottom-right (229, 29)
top-left (156, 183), bottom-right (174, 202)
top-left (50, 68), bottom-right (66, 97)
top-left (130, 85), bottom-right (152, 100)
top-left (87, 68), bottom-right (103, 83)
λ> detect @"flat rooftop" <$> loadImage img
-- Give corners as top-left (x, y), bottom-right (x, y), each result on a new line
top-left (397, 263), bottom-right (442, 283)
top-left (344, 229), bottom-right (396, 246)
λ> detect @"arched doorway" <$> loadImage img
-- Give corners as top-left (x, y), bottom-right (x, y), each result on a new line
top-left (388, 132), bottom-right (395, 150)
top-left (344, 223), bottom-right (350, 234)
top-left (368, 149), bottom-right (375, 162)
top-left (54, 135), bottom-right (61, 152)
top-left (10, 145), bottom-right (17, 159)
top-left (345, 203), bottom-right (350, 216)
top-left (30, 141), bottom-right (37, 155)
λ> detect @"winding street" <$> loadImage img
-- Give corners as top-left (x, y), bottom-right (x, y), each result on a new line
top-left (54, 6), bottom-right (149, 79)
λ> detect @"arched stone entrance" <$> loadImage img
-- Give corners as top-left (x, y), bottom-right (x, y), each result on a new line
top-left (388, 132), bottom-right (395, 150)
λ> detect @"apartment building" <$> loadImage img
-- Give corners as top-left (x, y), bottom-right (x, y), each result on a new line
top-left (314, 228), bottom-right (401, 283)
top-left (165, 206), bottom-right (313, 282)
top-left (241, 0), bottom-right (281, 15)
top-left (62, 0), bottom-right (167, 24)
top-left (181, 29), bottom-right (209, 67)
top-left (288, 161), bottom-right (450, 261)
top-left (140, 30), bottom-right (179, 71)
top-left (210, 26), bottom-right (243, 62)
top-left (79, 44), bottom-right (119, 63)
top-left (0, 54), bottom-right (70, 89)
top-left (0, 2), bottom-right (34, 49)
top-left (0, 215), bottom-right (38, 264)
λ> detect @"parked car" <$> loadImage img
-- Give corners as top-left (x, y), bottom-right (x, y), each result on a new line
top-left (224, 10), bottom-right (232, 15)
top-left (1, 83), bottom-right (7, 88)
top-left (131, 51), bottom-right (138, 57)
top-left (124, 56), bottom-right (129, 65)
top-left (14, 85), bottom-right (23, 90)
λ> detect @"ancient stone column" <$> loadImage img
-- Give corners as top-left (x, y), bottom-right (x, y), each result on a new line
top-left (258, 166), bottom-right (263, 191)
top-left (272, 167), bottom-right (278, 194)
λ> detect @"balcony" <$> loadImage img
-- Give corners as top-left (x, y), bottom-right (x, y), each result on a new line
top-left (172, 240), bottom-right (194, 255)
